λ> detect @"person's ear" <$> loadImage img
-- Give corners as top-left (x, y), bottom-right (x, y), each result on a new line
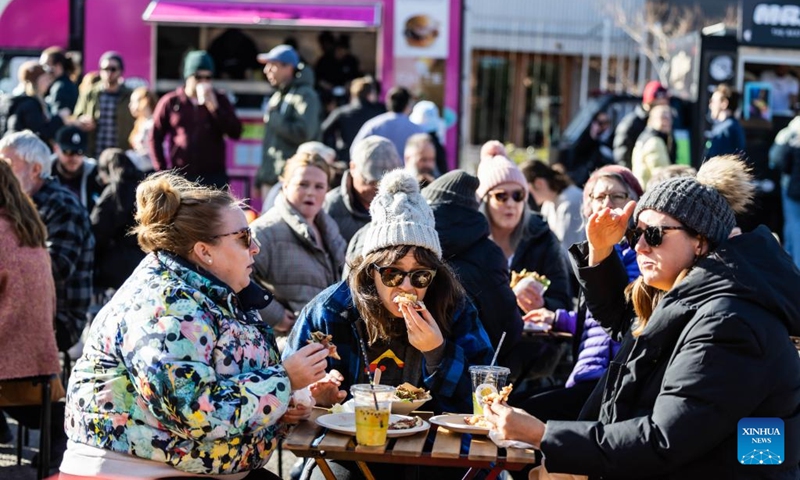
top-left (31, 162), bottom-right (42, 178)
top-left (191, 241), bottom-right (214, 265)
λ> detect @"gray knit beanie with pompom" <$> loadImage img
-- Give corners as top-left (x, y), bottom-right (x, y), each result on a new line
top-left (362, 169), bottom-right (442, 259)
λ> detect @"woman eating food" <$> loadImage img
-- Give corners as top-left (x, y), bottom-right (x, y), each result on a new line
top-left (284, 169), bottom-right (493, 480)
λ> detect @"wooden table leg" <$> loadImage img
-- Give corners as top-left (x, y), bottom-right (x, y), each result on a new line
top-left (356, 460), bottom-right (377, 480)
top-left (314, 458), bottom-right (337, 480)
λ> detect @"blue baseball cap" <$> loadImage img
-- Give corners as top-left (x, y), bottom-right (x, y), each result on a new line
top-left (257, 44), bottom-right (299, 67)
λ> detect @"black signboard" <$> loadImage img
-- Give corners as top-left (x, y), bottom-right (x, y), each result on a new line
top-left (739, 0), bottom-right (800, 48)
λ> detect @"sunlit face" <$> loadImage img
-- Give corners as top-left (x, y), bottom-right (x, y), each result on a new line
top-left (485, 181), bottom-right (526, 232)
top-left (372, 251), bottom-right (432, 318)
top-left (709, 91), bottom-right (727, 120)
top-left (1, 147), bottom-right (40, 195)
top-left (650, 106), bottom-right (672, 133)
top-left (589, 177), bottom-right (630, 214)
top-left (56, 146), bottom-right (85, 175)
top-left (282, 165), bottom-right (328, 221)
top-left (263, 61), bottom-right (294, 87)
top-left (35, 72), bottom-right (54, 97)
top-left (634, 209), bottom-right (701, 291)
top-left (201, 207), bottom-right (259, 293)
top-left (99, 58), bottom-right (122, 88)
top-left (404, 144), bottom-right (436, 176)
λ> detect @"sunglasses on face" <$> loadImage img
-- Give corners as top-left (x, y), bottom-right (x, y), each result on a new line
top-left (101, 66), bottom-right (119, 72)
top-left (212, 227), bottom-right (252, 249)
top-left (194, 74), bottom-right (213, 81)
top-left (625, 225), bottom-right (692, 248)
top-left (63, 150), bottom-right (83, 157)
top-left (591, 192), bottom-right (629, 204)
top-left (371, 264), bottom-right (437, 288)
top-left (488, 189), bottom-right (526, 204)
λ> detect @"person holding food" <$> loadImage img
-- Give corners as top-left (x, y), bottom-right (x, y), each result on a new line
top-left (484, 155), bottom-right (800, 479)
top-left (60, 172), bottom-right (331, 480)
top-left (477, 155), bottom-right (572, 314)
top-left (284, 169), bottom-right (493, 479)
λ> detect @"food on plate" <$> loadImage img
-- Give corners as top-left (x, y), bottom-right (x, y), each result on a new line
top-left (394, 382), bottom-right (430, 401)
top-left (392, 292), bottom-right (425, 310)
top-left (389, 416), bottom-right (424, 430)
top-left (482, 384), bottom-right (513, 406)
top-left (307, 331), bottom-right (341, 360)
top-left (463, 415), bottom-right (493, 429)
top-left (404, 15), bottom-right (439, 48)
top-left (510, 269), bottom-right (551, 290)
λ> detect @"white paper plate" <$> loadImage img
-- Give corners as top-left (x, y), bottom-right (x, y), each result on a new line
top-left (315, 413), bottom-right (430, 438)
top-left (391, 395), bottom-right (432, 415)
top-left (429, 414), bottom-right (492, 435)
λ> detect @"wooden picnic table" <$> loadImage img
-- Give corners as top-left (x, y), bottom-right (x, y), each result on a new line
top-left (283, 408), bottom-right (537, 480)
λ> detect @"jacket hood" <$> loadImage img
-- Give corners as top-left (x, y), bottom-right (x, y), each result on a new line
top-left (289, 64), bottom-right (315, 89)
top-left (671, 226), bottom-right (800, 336)
top-left (429, 202), bottom-right (489, 257)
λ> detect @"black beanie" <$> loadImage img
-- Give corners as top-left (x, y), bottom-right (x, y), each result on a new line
top-left (422, 170), bottom-right (480, 210)
top-left (634, 176), bottom-right (735, 247)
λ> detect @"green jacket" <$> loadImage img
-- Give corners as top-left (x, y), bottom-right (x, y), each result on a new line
top-left (73, 83), bottom-right (134, 157)
top-left (258, 66), bottom-right (321, 186)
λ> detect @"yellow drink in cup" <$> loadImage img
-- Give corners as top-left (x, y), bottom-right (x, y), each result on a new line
top-left (469, 366), bottom-right (510, 416)
top-left (350, 384), bottom-right (394, 446)
top-left (354, 406), bottom-right (390, 446)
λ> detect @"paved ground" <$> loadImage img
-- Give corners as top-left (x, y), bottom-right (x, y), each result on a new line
top-left (0, 415), bottom-right (300, 480)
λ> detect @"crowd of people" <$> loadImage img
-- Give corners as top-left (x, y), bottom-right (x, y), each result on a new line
top-left (0, 41), bottom-right (798, 480)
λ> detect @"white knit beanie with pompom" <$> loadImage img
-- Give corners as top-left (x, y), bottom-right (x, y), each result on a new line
top-left (362, 169), bottom-right (442, 259)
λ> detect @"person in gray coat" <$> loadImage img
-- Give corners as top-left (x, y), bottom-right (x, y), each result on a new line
top-left (251, 152), bottom-right (347, 337)
top-left (323, 135), bottom-right (402, 243)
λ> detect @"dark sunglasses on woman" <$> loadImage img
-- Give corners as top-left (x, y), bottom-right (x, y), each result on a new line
top-left (488, 189), bottom-right (526, 203)
top-left (212, 227), bottom-right (252, 248)
top-left (626, 225), bottom-right (693, 248)
top-left (371, 264), bottom-right (437, 288)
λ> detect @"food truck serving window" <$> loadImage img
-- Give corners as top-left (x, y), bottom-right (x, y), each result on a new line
top-left (143, 0), bottom-right (381, 28)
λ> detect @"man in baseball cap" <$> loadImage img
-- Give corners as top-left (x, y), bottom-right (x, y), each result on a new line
top-left (257, 44), bottom-right (321, 197)
top-left (53, 125), bottom-right (103, 211)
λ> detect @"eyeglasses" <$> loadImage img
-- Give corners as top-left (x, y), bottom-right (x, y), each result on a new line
top-left (625, 225), bottom-right (692, 248)
top-left (371, 264), bottom-right (437, 289)
top-left (194, 74), bottom-right (213, 81)
top-left (591, 192), bottom-right (629, 204)
top-left (212, 227), bottom-right (252, 248)
top-left (101, 66), bottom-right (119, 72)
top-left (488, 189), bottom-right (526, 204)
top-left (63, 150), bottom-right (83, 157)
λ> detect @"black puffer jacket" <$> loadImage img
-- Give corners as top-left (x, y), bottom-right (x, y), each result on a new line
top-left (509, 211), bottom-right (573, 312)
top-left (542, 227), bottom-right (800, 479)
top-left (428, 195), bottom-right (522, 361)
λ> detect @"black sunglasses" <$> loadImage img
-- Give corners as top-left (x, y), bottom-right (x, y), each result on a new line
top-left (101, 66), bottom-right (119, 72)
top-left (371, 264), bottom-right (437, 288)
top-left (626, 225), bottom-right (693, 248)
top-left (212, 227), bottom-right (252, 248)
top-left (488, 189), bottom-right (526, 203)
top-left (194, 74), bottom-right (213, 81)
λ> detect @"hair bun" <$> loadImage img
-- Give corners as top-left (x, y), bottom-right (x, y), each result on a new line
top-left (135, 174), bottom-right (184, 227)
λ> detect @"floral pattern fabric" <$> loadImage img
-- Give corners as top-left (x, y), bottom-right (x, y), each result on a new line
top-left (65, 251), bottom-right (290, 475)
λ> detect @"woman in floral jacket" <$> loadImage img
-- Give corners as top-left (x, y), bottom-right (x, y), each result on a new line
top-left (60, 172), bottom-right (331, 480)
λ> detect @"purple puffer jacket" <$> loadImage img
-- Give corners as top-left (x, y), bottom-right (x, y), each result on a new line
top-left (553, 242), bottom-right (639, 388)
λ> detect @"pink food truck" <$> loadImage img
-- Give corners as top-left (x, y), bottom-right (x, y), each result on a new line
top-left (0, 0), bottom-right (463, 209)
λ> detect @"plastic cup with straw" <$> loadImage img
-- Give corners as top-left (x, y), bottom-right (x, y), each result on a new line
top-left (470, 331), bottom-right (510, 415)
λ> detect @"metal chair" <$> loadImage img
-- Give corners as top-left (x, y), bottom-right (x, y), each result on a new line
top-left (8, 375), bottom-right (56, 480)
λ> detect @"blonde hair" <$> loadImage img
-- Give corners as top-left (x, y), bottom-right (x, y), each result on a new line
top-left (280, 151), bottom-right (331, 184)
top-left (132, 172), bottom-right (239, 257)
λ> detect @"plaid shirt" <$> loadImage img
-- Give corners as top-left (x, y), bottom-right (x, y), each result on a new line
top-left (33, 179), bottom-right (95, 350)
top-left (284, 281), bottom-right (494, 414)
top-left (95, 91), bottom-right (119, 155)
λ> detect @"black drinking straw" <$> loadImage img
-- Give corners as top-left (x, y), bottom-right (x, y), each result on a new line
top-left (356, 332), bottom-right (380, 411)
